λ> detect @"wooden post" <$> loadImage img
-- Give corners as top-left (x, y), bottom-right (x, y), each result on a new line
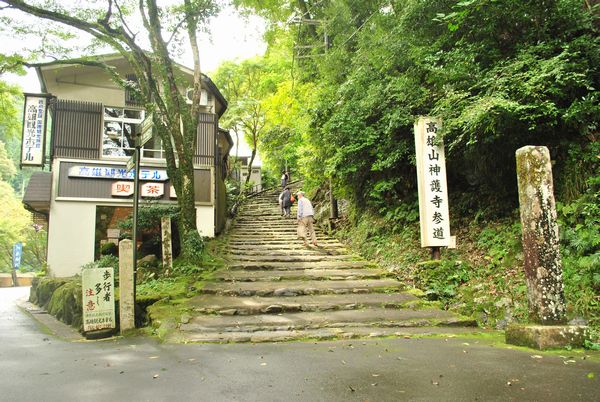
top-left (431, 247), bottom-right (441, 260)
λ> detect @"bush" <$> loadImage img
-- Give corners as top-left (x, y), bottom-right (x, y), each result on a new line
top-left (557, 174), bottom-right (600, 329)
top-left (100, 242), bottom-right (118, 256)
top-left (414, 260), bottom-right (471, 305)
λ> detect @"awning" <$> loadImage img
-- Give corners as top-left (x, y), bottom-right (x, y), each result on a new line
top-left (23, 171), bottom-right (52, 213)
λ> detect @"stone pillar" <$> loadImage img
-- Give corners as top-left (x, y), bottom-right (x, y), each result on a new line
top-left (516, 146), bottom-right (566, 324)
top-left (119, 239), bottom-right (135, 333)
top-left (507, 146), bottom-right (588, 349)
top-left (161, 216), bottom-right (173, 274)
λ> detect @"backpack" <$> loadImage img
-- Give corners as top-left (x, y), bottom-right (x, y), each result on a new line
top-left (290, 194), bottom-right (295, 203)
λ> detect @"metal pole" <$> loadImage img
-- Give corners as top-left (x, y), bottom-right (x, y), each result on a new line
top-left (132, 146), bottom-right (141, 321)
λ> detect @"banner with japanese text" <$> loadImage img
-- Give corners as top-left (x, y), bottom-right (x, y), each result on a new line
top-left (414, 117), bottom-right (451, 247)
top-left (82, 267), bottom-right (115, 332)
top-left (21, 94), bottom-right (49, 166)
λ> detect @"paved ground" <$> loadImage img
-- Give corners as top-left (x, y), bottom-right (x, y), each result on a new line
top-left (1, 287), bottom-right (598, 402)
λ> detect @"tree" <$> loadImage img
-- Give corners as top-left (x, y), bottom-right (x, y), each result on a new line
top-left (213, 58), bottom-right (280, 187)
top-left (0, 0), bottom-right (220, 260)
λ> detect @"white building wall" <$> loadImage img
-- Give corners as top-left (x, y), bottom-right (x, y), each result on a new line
top-left (196, 205), bottom-right (215, 237)
top-left (47, 201), bottom-right (97, 277)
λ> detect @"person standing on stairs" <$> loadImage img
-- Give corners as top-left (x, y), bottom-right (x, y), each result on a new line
top-left (296, 191), bottom-right (318, 247)
top-left (281, 171), bottom-right (289, 189)
top-left (281, 187), bottom-right (293, 218)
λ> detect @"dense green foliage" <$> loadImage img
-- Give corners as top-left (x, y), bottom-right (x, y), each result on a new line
top-left (226, 0), bottom-right (599, 340)
top-left (0, 69), bottom-right (45, 273)
top-left (232, 0), bottom-right (598, 211)
top-left (558, 165), bottom-right (600, 327)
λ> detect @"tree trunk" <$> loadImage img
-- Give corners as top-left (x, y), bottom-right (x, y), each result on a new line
top-left (175, 159), bottom-right (203, 260)
top-left (245, 148), bottom-right (256, 186)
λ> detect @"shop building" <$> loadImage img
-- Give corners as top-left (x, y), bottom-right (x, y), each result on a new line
top-left (22, 55), bottom-right (232, 277)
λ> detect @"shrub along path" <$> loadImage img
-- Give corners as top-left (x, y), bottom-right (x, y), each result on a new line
top-left (174, 187), bottom-right (477, 343)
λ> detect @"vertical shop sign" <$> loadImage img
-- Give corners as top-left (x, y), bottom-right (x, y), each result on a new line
top-left (414, 117), bottom-right (451, 248)
top-left (21, 94), bottom-right (50, 166)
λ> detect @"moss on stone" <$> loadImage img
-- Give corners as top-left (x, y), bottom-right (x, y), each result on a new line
top-left (29, 277), bottom-right (72, 307)
top-left (47, 279), bottom-right (83, 329)
top-left (29, 276), bottom-right (83, 330)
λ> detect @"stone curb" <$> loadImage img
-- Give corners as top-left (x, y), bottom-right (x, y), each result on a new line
top-left (16, 297), bottom-right (85, 342)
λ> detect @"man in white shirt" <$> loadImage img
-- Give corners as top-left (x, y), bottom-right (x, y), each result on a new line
top-left (296, 191), bottom-right (318, 247)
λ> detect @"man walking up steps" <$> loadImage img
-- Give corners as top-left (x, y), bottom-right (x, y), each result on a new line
top-left (296, 191), bottom-right (318, 247)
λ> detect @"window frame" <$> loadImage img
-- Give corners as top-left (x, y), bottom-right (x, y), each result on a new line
top-left (101, 106), bottom-right (166, 161)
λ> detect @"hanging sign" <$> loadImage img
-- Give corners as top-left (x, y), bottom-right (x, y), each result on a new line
top-left (414, 117), bottom-right (451, 247)
top-left (12, 242), bottom-right (23, 270)
top-left (21, 94), bottom-right (50, 166)
top-left (68, 166), bottom-right (168, 181)
top-left (111, 181), bottom-right (134, 196)
top-left (141, 182), bottom-right (164, 197)
top-left (138, 113), bottom-right (154, 147)
top-left (82, 267), bottom-right (116, 332)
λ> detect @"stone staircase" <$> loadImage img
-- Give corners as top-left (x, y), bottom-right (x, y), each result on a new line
top-left (174, 187), bottom-right (476, 343)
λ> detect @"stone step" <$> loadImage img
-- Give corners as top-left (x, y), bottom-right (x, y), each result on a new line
top-left (227, 254), bottom-right (359, 263)
top-left (227, 244), bottom-right (347, 252)
top-left (230, 228), bottom-right (324, 234)
top-left (227, 235), bottom-right (331, 241)
top-left (228, 239), bottom-right (343, 245)
top-left (189, 293), bottom-right (420, 315)
top-left (228, 241), bottom-right (347, 250)
top-left (179, 307), bottom-right (476, 334)
top-left (232, 226), bottom-right (298, 232)
top-left (226, 249), bottom-right (348, 257)
top-left (233, 222), bottom-right (299, 226)
top-left (227, 260), bottom-right (376, 271)
top-left (228, 236), bottom-right (337, 241)
top-left (215, 268), bottom-right (390, 282)
top-left (200, 278), bottom-right (403, 297)
top-left (235, 216), bottom-right (298, 220)
top-left (170, 326), bottom-right (481, 343)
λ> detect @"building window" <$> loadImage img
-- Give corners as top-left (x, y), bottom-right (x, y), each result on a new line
top-left (102, 107), bottom-right (164, 159)
top-left (103, 107), bottom-right (143, 157)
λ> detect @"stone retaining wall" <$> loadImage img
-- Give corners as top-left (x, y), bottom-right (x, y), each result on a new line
top-left (0, 273), bottom-right (36, 287)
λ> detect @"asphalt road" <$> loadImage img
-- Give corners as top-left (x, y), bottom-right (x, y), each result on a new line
top-left (1, 287), bottom-right (598, 402)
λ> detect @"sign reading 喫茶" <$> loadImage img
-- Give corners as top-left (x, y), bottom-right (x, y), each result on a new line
top-left (414, 117), bottom-right (451, 248)
top-left (82, 267), bottom-right (115, 332)
top-left (21, 94), bottom-right (49, 166)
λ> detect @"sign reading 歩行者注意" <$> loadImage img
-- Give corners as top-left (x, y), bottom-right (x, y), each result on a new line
top-left (82, 267), bottom-right (115, 332)
top-left (21, 95), bottom-right (48, 166)
top-left (68, 166), bottom-right (168, 181)
top-left (414, 117), bottom-right (451, 248)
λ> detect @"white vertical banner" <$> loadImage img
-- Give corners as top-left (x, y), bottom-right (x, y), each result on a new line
top-left (415, 117), bottom-right (451, 247)
top-left (21, 94), bottom-right (49, 166)
top-left (82, 267), bottom-right (116, 332)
